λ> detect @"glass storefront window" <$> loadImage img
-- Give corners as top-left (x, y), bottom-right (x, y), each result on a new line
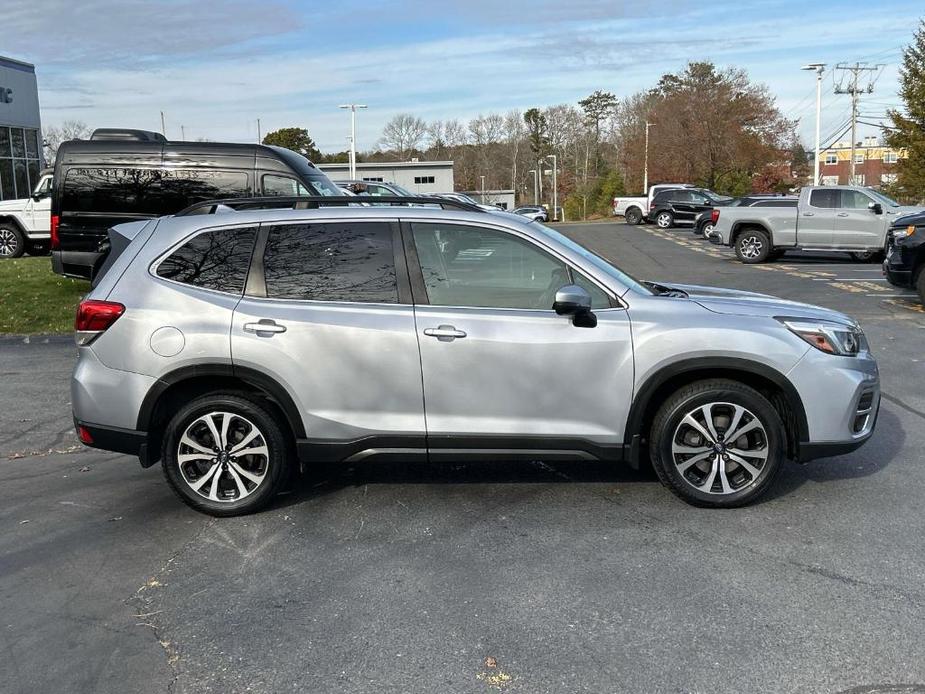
top-left (0, 126), bottom-right (42, 199)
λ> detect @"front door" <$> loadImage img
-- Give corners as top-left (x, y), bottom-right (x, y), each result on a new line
top-left (798, 188), bottom-right (838, 247)
top-left (406, 220), bottom-right (634, 457)
top-left (231, 219), bottom-right (426, 454)
top-left (833, 188), bottom-right (885, 249)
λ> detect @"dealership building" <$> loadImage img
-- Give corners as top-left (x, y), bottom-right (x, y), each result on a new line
top-left (0, 56), bottom-right (43, 201)
top-left (317, 160), bottom-right (453, 194)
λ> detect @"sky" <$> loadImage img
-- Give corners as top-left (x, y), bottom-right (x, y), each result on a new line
top-left (4, 0), bottom-right (921, 153)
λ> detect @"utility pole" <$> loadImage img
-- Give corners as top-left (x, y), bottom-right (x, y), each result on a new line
top-left (528, 169), bottom-right (538, 205)
top-left (537, 159), bottom-right (543, 202)
top-left (257, 118), bottom-right (261, 144)
top-left (480, 175), bottom-right (486, 203)
top-left (160, 111), bottom-right (166, 137)
top-left (339, 104), bottom-right (367, 180)
top-left (546, 154), bottom-right (558, 222)
top-left (834, 62), bottom-right (882, 185)
top-left (180, 125), bottom-right (186, 141)
top-left (643, 122), bottom-right (654, 193)
top-left (801, 64), bottom-right (825, 184)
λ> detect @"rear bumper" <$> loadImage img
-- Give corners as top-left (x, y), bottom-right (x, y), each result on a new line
top-left (51, 250), bottom-right (100, 279)
top-left (75, 420), bottom-right (146, 456)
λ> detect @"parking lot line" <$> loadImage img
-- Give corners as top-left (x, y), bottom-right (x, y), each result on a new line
top-left (811, 278), bottom-right (889, 282)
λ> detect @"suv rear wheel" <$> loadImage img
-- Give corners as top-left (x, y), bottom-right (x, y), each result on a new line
top-left (735, 229), bottom-right (771, 263)
top-left (649, 379), bottom-right (785, 507)
top-left (0, 225), bottom-right (25, 258)
top-left (162, 393), bottom-right (291, 516)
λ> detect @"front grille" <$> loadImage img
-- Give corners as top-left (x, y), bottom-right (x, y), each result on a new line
top-left (853, 390), bottom-right (875, 434)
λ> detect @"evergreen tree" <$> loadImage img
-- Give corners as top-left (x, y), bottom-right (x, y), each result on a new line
top-left (886, 19), bottom-right (925, 203)
top-left (262, 127), bottom-right (322, 162)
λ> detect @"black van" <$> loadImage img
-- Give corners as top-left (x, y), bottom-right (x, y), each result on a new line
top-left (51, 128), bottom-right (343, 279)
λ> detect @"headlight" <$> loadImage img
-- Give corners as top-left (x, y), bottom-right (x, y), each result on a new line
top-left (892, 224), bottom-right (917, 241)
top-left (776, 317), bottom-right (864, 356)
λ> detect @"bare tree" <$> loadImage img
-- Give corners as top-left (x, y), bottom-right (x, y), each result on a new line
top-left (379, 113), bottom-right (427, 159)
top-left (43, 120), bottom-right (91, 163)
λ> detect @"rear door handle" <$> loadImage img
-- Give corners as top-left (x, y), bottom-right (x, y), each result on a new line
top-left (837, 212), bottom-right (849, 217)
top-left (423, 325), bottom-right (466, 341)
top-left (802, 212), bottom-right (814, 216)
top-left (244, 319), bottom-right (287, 335)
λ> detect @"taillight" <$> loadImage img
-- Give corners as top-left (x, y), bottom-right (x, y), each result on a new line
top-left (711, 209), bottom-right (720, 224)
top-left (650, 200), bottom-right (656, 210)
top-left (51, 214), bottom-right (60, 250)
top-left (75, 300), bottom-right (125, 345)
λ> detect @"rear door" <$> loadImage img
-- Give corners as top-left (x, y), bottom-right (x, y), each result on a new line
top-left (798, 189), bottom-right (838, 247)
top-left (833, 189), bottom-right (884, 249)
top-left (668, 190), bottom-right (696, 224)
top-left (406, 219), bottom-right (634, 455)
top-left (231, 218), bottom-right (426, 456)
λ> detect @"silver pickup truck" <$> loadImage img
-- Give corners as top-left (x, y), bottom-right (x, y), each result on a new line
top-left (709, 185), bottom-right (921, 263)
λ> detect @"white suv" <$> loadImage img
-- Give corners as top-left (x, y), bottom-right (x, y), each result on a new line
top-left (0, 171), bottom-right (52, 257)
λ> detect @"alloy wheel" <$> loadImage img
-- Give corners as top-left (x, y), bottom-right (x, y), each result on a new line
top-left (671, 402), bottom-right (769, 495)
top-left (703, 223), bottom-right (714, 236)
top-left (0, 229), bottom-right (19, 257)
top-left (739, 235), bottom-right (763, 259)
top-left (657, 213), bottom-right (672, 228)
top-left (177, 411), bottom-right (269, 502)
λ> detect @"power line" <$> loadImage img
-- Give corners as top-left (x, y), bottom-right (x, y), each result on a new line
top-left (834, 62), bottom-right (885, 183)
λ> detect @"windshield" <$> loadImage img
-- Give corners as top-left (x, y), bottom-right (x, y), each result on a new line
top-left (390, 183), bottom-right (414, 196)
top-left (866, 189), bottom-right (901, 207)
top-left (534, 222), bottom-right (655, 295)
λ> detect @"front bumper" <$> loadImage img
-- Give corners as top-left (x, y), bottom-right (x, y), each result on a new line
top-left (882, 243), bottom-right (914, 288)
top-left (788, 348), bottom-right (880, 462)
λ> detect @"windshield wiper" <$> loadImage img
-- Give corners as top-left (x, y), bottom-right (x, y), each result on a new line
top-left (644, 281), bottom-right (688, 298)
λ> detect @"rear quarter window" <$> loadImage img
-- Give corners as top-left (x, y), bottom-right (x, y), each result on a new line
top-left (155, 226), bottom-right (257, 294)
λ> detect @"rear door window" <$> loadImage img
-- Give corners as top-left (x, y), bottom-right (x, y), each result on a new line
top-left (162, 170), bottom-right (250, 209)
top-left (262, 221), bottom-right (399, 303)
top-left (809, 189), bottom-right (839, 208)
top-left (155, 226), bottom-right (257, 294)
top-left (62, 167), bottom-right (172, 215)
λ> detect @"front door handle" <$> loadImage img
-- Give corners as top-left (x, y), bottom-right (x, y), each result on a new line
top-left (803, 212), bottom-right (815, 217)
top-left (423, 325), bottom-right (466, 341)
top-left (244, 319), bottom-right (287, 335)
top-left (837, 212), bottom-right (849, 217)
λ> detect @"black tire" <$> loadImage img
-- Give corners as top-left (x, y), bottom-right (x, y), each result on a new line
top-left (161, 392), bottom-right (291, 517)
top-left (624, 207), bottom-right (643, 225)
top-left (849, 250), bottom-right (884, 263)
top-left (649, 379), bottom-right (786, 508)
top-left (734, 228), bottom-right (771, 263)
top-left (697, 222), bottom-right (714, 238)
top-left (0, 224), bottom-right (25, 258)
top-left (916, 267), bottom-right (925, 306)
top-left (654, 211), bottom-right (674, 229)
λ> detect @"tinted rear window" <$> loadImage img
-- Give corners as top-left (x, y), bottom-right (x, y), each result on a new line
top-left (263, 221), bottom-right (398, 303)
top-left (156, 226), bottom-right (257, 294)
top-left (809, 189), bottom-right (839, 208)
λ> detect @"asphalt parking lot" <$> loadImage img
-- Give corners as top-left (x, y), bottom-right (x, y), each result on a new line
top-left (3, 221), bottom-right (925, 694)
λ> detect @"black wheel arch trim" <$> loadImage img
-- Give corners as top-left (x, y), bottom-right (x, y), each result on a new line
top-left (731, 221), bottom-right (774, 247)
top-left (136, 363), bottom-right (307, 438)
top-left (625, 356), bottom-right (810, 444)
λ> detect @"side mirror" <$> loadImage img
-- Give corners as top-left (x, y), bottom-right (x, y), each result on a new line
top-left (869, 201), bottom-right (883, 215)
top-left (32, 192), bottom-right (48, 201)
top-left (553, 284), bottom-right (597, 328)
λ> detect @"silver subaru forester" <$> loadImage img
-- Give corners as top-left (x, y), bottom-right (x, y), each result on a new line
top-left (71, 198), bottom-right (880, 516)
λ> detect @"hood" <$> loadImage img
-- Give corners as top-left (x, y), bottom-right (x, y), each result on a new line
top-left (0, 197), bottom-right (28, 212)
top-left (892, 208), bottom-right (925, 227)
top-left (665, 283), bottom-right (857, 326)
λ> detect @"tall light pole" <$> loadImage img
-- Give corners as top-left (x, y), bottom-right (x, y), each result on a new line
top-left (801, 63), bottom-right (825, 184)
top-left (643, 121), bottom-right (654, 193)
top-left (545, 154), bottom-right (558, 221)
top-left (528, 169), bottom-right (538, 205)
top-left (338, 104), bottom-right (367, 180)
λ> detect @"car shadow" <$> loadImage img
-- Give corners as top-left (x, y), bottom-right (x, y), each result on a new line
top-left (269, 408), bottom-right (901, 511)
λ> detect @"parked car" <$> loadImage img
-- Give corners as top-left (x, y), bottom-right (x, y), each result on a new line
top-left (0, 168), bottom-right (53, 258)
top-left (613, 183), bottom-right (694, 225)
top-left (648, 188), bottom-right (734, 229)
top-left (710, 186), bottom-right (922, 264)
top-left (50, 128), bottom-right (344, 280)
top-left (883, 211), bottom-right (925, 302)
top-left (429, 192), bottom-right (500, 211)
top-left (511, 205), bottom-right (549, 222)
top-left (335, 180), bottom-right (415, 198)
top-left (71, 195), bottom-right (879, 516)
top-left (694, 195), bottom-right (798, 238)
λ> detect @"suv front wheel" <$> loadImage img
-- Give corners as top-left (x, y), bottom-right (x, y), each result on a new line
top-left (162, 393), bottom-right (291, 516)
top-left (649, 379), bottom-right (785, 507)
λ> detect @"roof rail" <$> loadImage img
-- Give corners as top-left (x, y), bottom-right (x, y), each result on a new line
top-left (175, 195), bottom-right (486, 217)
